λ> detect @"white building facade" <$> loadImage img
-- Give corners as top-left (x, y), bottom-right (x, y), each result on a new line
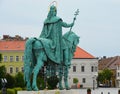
top-left (68, 47), bottom-right (98, 89)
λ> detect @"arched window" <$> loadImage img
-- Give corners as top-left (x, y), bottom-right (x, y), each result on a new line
top-left (10, 67), bottom-right (13, 74)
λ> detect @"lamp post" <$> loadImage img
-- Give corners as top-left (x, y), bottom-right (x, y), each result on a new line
top-left (1, 78), bottom-right (7, 94)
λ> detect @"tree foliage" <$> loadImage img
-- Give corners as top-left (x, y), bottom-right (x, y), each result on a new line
top-left (0, 66), bottom-right (6, 78)
top-left (73, 78), bottom-right (79, 84)
top-left (15, 72), bottom-right (25, 88)
top-left (0, 66), bottom-right (6, 89)
top-left (102, 68), bottom-right (113, 81)
top-left (6, 73), bottom-right (15, 88)
top-left (0, 53), bottom-right (2, 63)
top-left (98, 68), bottom-right (113, 86)
top-left (47, 76), bottom-right (59, 89)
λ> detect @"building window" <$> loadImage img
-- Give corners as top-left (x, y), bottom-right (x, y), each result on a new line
top-left (16, 67), bottom-right (19, 73)
top-left (10, 56), bottom-right (14, 62)
top-left (95, 66), bottom-right (97, 72)
top-left (81, 66), bottom-right (85, 72)
top-left (73, 66), bottom-right (76, 72)
top-left (16, 56), bottom-right (19, 62)
top-left (4, 56), bottom-right (7, 62)
top-left (21, 56), bottom-right (24, 61)
top-left (10, 67), bottom-right (13, 74)
top-left (118, 72), bottom-right (120, 77)
top-left (91, 66), bottom-right (94, 72)
top-left (82, 78), bottom-right (86, 83)
top-left (21, 67), bottom-right (24, 72)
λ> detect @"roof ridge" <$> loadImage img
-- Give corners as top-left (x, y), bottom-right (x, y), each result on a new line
top-left (77, 47), bottom-right (95, 57)
top-left (105, 57), bottom-right (117, 68)
top-left (74, 46), bottom-right (95, 58)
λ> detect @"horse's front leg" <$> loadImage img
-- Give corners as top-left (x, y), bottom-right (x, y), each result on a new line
top-left (24, 66), bottom-right (33, 91)
top-left (63, 48), bottom-right (70, 90)
top-left (64, 66), bottom-right (70, 90)
top-left (25, 73), bottom-right (32, 91)
top-left (58, 65), bottom-right (64, 90)
top-left (32, 58), bottom-right (44, 91)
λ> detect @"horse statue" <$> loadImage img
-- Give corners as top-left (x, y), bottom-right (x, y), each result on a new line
top-left (24, 31), bottom-right (79, 91)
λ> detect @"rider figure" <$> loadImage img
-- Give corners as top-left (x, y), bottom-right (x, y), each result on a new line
top-left (39, 5), bottom-right (74, 64)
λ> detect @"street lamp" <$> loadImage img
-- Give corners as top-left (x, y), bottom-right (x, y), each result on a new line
top-left (1, 78), bottom-right (7, 94)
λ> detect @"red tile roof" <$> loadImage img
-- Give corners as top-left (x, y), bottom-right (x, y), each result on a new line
top-left (74, 46), bottom-right (95, 58)
top-left (0, 40), bottom-right (95, 58)
top-left (0, 40), bottom-right (25, 51)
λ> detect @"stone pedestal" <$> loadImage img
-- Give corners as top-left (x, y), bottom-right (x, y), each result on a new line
top-left (18, 89), bottom-right (79, 94)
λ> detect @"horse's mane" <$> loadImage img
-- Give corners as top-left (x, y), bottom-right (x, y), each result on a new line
top-left (63, 31), bottom-right (79, 64)
top-left (63, 31), bottom-right (79, 42)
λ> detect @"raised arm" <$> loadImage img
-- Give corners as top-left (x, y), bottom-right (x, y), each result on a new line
top-left (61, 21), bottom-right (74, 28)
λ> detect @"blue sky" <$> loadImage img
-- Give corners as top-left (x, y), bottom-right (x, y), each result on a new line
top-left (0, 0), bottom-right (120, 57)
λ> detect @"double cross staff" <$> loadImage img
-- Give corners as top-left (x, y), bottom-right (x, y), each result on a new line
top-left (70, 9), bottom-right (79, 31)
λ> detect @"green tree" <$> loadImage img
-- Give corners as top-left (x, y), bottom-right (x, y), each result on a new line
top-left (98, 72), bottom-right (104, 83)
top-left (15, 72), bottom-right (25, 88)
top-left (0, 53), bottom-right (2, 63)
top-left (6, 73), bottom-right (15, 88)
top-left (47, 76), bottom-right (59, 89)
top-left (103, 68), bottom-right (113, 81)
top-left (37, 76), bottom-right (45, 90)
top-left (73, 78), bottom-right (78, 84)
top-left (0, 66), bottom-right (6, 89)
top-left (98, 68), bottom-right (113, 87)
top-left (0, 66), bottom-right (6, 78)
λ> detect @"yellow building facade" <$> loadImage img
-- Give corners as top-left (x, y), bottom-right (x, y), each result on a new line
top-left (0, 39), bottom-right (25, 75)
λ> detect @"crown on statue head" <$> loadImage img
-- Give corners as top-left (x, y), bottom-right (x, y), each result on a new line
top-left (48, 1), bottom-right (57, 12)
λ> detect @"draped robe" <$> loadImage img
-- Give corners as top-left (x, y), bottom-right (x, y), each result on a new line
top-left (39, 16), bottom-right (72, 64)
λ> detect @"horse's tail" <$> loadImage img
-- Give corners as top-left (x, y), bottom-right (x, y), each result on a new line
top-left (24, 38), bottom-right (36, 83)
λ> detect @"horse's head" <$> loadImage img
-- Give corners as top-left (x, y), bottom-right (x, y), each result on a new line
top-left (63, 31), bottom-right (80, 51)
top-left (63, 31), bottom-right (79, 66)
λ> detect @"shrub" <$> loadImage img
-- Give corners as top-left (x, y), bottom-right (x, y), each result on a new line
top-left (14, 87), bottom-right (22, 94)
top-left (7, 88), bottom-right (15, 94)
top-left (37, 76), bottom-right (45, 90)
top-left (47, 76), bottom-right (59, 89)
top-left (0, 66), bottom-right (6, 89)
top-left (15, 72), bottom-right (25, 88)
top-left (73, 78), bottom-right (78, 84)
top-left (6, 73), bottom-right (15, 88)
top-left (0, 53), bottom-right (2, 63)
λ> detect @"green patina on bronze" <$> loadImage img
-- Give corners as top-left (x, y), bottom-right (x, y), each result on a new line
top-left (40, 5), bottom-right (74, 64)
top-left (24, 5), bottom-right (79, 91)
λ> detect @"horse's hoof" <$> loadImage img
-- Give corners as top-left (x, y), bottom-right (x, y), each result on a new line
top-left (33, 87), bottom-right (39, 91)
top-left (32, 85), bottom-right (39, 91)
top-left (66, 87), bottom-right (70, 90)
